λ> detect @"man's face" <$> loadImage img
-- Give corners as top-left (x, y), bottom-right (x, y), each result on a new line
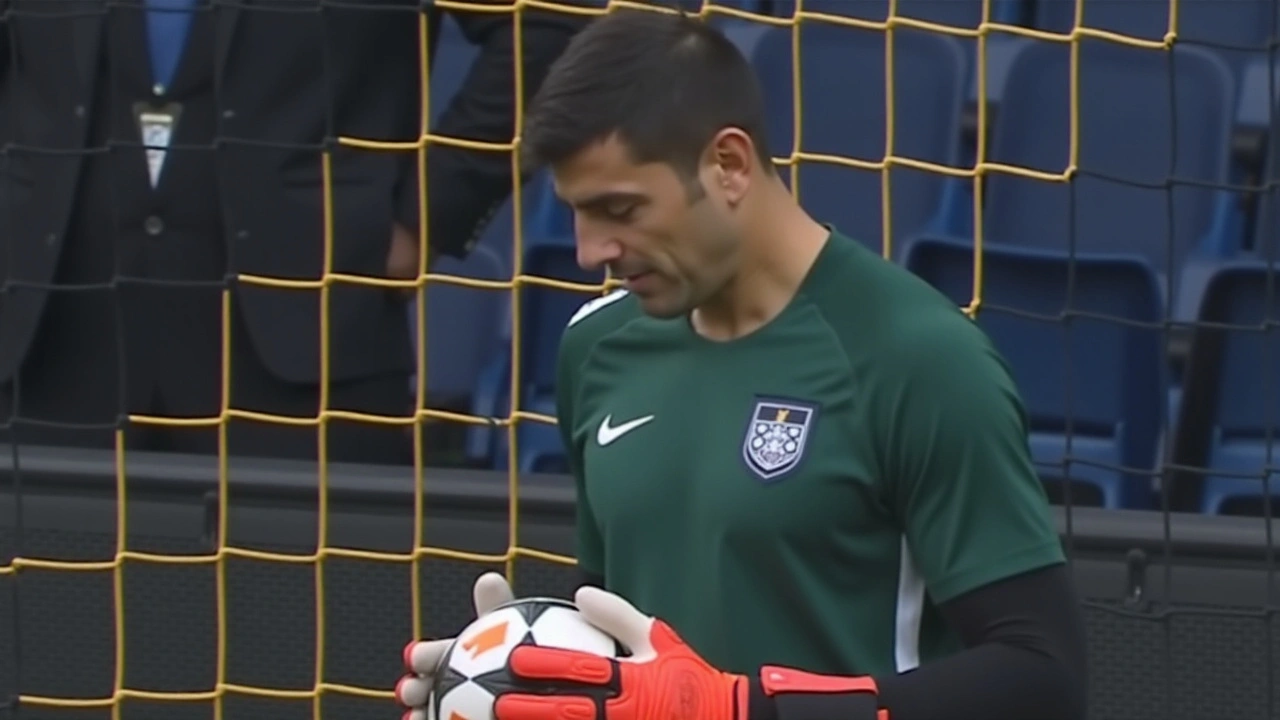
top-left (552, 134), bottom-right (746, 319)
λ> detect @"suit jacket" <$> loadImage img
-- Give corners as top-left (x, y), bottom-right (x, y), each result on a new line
top-left (0, 0), bottom-right (582, 385)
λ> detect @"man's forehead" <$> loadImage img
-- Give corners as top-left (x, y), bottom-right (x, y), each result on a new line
top-left (550, 137), bottom-right (673, 203)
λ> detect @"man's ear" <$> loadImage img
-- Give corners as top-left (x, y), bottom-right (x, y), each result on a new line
top-left (707, 127), bottom-right (754, 207)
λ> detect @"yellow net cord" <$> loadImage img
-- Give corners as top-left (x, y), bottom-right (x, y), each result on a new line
top-left (0, 0), bottom-right (1181, 713)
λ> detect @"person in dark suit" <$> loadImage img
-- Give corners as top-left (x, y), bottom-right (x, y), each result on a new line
top-left (0, 0), bottom-right (584, 464)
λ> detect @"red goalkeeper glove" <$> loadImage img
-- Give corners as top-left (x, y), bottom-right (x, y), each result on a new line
top-left (493, 586), bottom-right (884, 720)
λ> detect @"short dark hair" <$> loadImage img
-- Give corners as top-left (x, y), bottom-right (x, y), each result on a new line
top-left (521, 7), bottom-right (775, 183)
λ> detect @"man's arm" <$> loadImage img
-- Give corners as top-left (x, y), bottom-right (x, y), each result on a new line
top-left (395, 0), bottom-right (585, 261)
top-left (755, 312), bottom-right (1086, 720)
top-left (749, 564), bottom-right (1087, 720)
top-left (877, 564), bottom-right (1086, 720)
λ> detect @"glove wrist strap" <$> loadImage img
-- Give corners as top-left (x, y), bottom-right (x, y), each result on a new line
top-left (749, 666), bottom-right (884, 720)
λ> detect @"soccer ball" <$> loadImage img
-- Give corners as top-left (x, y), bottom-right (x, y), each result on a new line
top-left (429, 597), bottom-right (623, 720)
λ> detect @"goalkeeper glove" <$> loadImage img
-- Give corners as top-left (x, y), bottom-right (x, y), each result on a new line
top-left (494, 585), bottom-right (885, 720)
top-left (395, 571), bottom-right (515, 720)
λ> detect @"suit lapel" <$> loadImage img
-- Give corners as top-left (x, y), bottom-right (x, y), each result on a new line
top-left (71, 0), bottom-right (106, 94)
top-left (213, 0), bottom-right (242, 81)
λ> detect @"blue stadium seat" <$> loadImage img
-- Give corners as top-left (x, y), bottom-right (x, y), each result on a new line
top-left (984, 39), bottom-right (1239, 317)
top-left (522, 245), bottom-right (603, 413)
top-left (794, 0), bottom-right (1027, 102)
top-left (684, 0), bottom-right (772, 12)
top-left (428, 15), bottom-right (477, 128)
top-left (1033, 0), bottom-right (1275, 77)
top-left (1236, 58), bottom-right (1280, 135)
top-left (750, 20), bottom-right (969, 257)
top-left (1184, 263), bottom-right (1280, 515)
top-left (1173, 66), bottom-right (1280, 320)
top-left (471, 244), bottom-right (603, 471)
top-left (522, 171), bottom-right (573, 249)
top-left (410, 246), bottom-right (507, 409)
top-left (713, 15), bottom-right (775, 58)
top-left (1249, 110), bottom-right (1280, 260)
top-left (512, 243), bottom-right (603, 472)
top-left (903, 236), bottom-right (1167, 509)
top-left (794, 0), bottom-right (1021, 24)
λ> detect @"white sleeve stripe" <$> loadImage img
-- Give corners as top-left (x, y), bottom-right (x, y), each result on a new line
top-left (567, 289), bottom-right (630, 327)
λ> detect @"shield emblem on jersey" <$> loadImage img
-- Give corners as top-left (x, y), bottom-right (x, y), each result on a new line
top-left (742, 398), bottom-right (818, 482)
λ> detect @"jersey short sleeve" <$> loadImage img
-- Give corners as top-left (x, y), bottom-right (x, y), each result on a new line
top-left (879, 309), bottom-right (1065, 605)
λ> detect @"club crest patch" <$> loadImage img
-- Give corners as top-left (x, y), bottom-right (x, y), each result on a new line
top-left (742, 398), bottom-right (818, 482)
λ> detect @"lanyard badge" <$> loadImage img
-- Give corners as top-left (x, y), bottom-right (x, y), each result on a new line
top-left (134, 101), bottom-right (183, 188)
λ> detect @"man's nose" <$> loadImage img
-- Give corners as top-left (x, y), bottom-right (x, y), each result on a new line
top-left (575, 224), bottom-right (623, 273)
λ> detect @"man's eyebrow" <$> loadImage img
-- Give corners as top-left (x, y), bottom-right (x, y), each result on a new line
top-left (569, 191), bottom-right (648, 211)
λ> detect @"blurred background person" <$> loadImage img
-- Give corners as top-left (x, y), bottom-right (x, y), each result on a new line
top-left (0, 0), bottom-right (583, 465)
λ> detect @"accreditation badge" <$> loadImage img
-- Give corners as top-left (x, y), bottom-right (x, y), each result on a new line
top-left (133, 101), bottom-right (183, 188)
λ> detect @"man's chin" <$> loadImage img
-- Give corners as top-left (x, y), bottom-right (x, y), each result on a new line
top-left (636, 294), bottom-right (689, 320)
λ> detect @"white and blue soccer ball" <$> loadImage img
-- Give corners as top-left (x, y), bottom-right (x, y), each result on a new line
top-left (429, 597), bottom-right (623, 720)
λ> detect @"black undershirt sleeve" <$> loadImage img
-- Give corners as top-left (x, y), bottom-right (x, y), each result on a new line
top-left (758, 563), bottom-right (1089, 720)
top-left (579, 564), bottom-right (1086, 720)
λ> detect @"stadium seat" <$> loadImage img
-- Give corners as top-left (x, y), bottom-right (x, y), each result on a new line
top-left (1237, 58), bottom-right (1280, 134)
top-left (1033, 0), bottom-right (1276, 77)
top-left (427, 15), bottom-right (477, 128)
top-left (410, 245), bottom-right (507, 409)
top-left (696, 0), bottom-right (772, 12)
top-left (983, 38), bottom-right (1239, 316)
top-left (794, 0), bottom-right (1027, 102)
top-left (1176, 262), bottom-right (1280, 515)
top-left (786, 0), bottom-right (1034, 188)
top-left (903, 236), bottom-right (1167, 510)
top-left (513, 243), bottom-right (603, 472)
top-left (713, 15), bottom-right (775, 59)
top-left (1249, 108), bottom-right (1280, 260)
top-left (521, 171), bottom-right (573, 249)
top-left (795, 0), bottom-right (1021, 25)
top-left (750, 19), bottom-right (969, 257)
top-left (1176, 72), bottom-right (1280, 321)
top-left (470, 244), bottom-right (604, 471)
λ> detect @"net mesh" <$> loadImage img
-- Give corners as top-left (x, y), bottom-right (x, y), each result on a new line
top-left (1, 1), bottom-right (1279, 720)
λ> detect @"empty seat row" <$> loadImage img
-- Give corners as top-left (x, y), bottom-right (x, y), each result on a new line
top-left (902, 238), bottom-right (1278, 516)
top-left (415, 1), bottom-right (1280, 515)
top-left (754, 20), bottom-right (1251, 304)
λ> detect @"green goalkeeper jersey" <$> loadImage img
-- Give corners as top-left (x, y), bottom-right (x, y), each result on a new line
top-left (554, 230), bottom-right (1064, 678)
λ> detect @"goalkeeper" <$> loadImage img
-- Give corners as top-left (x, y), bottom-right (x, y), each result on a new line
top-left (398, 8), bottom-right (1088, 720)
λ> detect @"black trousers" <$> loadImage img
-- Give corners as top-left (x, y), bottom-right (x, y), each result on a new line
top-left (0, 281), bottom-right (415, 466)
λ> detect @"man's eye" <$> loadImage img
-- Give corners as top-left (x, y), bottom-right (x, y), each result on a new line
top-left (603, 204), bottom-right (635, 221)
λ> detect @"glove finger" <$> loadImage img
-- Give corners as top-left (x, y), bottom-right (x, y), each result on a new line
top-left (403, 638), bottom-right (452, 675)
top-left (401, 709), bottom-right (427, 720)
top-left (473, 571), bottom-right (515, 615)
top-left (573, 586), bottom-right (655, 659)
top-left (508, 645), bottom-right (613, 685)
top-left (394, 674), bottom-right (431, 708)
top-left (495, 693), bottom-right (598, 720)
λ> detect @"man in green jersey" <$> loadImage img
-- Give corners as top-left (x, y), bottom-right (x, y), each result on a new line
top-left (397, 8), bottom-right (1088, 720)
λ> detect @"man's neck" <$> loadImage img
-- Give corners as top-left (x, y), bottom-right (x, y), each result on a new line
top-left (690, 181), bottom-right (829, 342)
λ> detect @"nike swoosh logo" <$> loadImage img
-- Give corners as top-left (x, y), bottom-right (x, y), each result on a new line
top-left (596, 414), bottom-right (655, 446)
